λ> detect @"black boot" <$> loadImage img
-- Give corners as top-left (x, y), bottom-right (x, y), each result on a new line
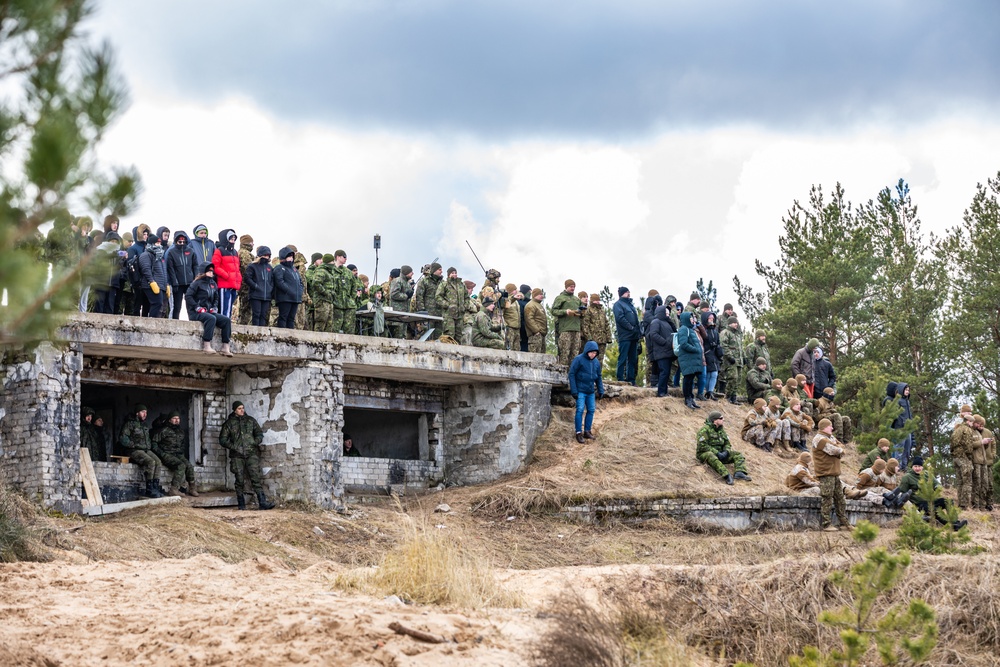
top-left (146, 479), bottom-right (164, 498)
top-left (734, 471), bottom-right (752, 482)
top-left (685, 398), bottom-right (697, 410)
top-left (237, 493), bottom-right (246, 510)
top-left (952, 519), bottom-right (968, 531)
top-left (724, 474), bottom-right (734, 486)
top-left (728, 395), bottom-right (739, 405)
top-left (256, 491), bottom-right (275, 510)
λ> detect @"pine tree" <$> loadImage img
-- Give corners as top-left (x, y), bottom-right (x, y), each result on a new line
top-left (694, 278), bottom-right (717, 311)
top-left (0, 0), bottom-right (142, 344)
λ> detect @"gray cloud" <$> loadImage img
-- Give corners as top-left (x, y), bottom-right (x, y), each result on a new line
top-left (99, 0), bottom-right (999, 137)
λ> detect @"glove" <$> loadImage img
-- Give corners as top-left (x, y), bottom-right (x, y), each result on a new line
top-left (717, 451), bottom-right (730, 463)
top-left (196, 307), bottom-right (207, 314)
top-left (571, 393), bottom-right (578, 400)
top-left (209, 308), bottom-right (218, 314)
top-left (597, 393), bottom-right (604, 400)
top-left (166, 285), bottom-right (172, 298)
top-left (149, 281), bottom-right (160, 295)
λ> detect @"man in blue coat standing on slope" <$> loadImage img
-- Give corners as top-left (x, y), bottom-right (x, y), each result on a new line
top-left (570, 341), bottom-right (605, 444)
top-left (613, 286), bottom-right (641, 385)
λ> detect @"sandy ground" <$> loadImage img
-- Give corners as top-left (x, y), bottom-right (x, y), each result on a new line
top-left (0, 554), bottom-right (545, 667)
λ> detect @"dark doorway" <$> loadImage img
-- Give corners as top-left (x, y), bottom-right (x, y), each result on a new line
top-left (343, 408), bottom-right (425, 459)
top-left (80, 384), bottom-right (192, 460)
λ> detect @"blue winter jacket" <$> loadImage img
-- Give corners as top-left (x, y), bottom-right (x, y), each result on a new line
top-left (613, 298), bottom-right (641, 342)
top-left (675, 311), bottom-right (704, 376)
top-left (569, 341), bottom-right (605, 396)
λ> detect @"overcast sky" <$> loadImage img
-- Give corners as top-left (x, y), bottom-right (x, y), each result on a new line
top-left (89, 0), bottom-right (1000, 315)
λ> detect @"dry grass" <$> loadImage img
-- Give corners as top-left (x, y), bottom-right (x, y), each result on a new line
top-left (334, 513), bottom-right (523, 609)
top-left (0, 484), bottom-right (49, 562)
top-left (467, 396), bottom-right (867, 518)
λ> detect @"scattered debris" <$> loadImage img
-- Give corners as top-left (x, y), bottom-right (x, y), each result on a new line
top-left (389, 621), bottom-right (447, 644)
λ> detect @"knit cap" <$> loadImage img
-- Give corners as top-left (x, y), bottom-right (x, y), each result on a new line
top-left (755, 357), bottom-right (766, 367)
top-left (648, 289), bottom-right (659, 297)
top-left (911, 456), bottom-right (924, 467)
top-left (877, 438), bottom-right (891, 449)
top-left (323, 253), bottom-right (335, 264)
top-left (430, 262), bottom-right (442, 273)
top-left (240, 234), bottom-right (254, 245)
top-left (886, 458), bottom-right (899, 473)
top-left (873, 459), bottom-right (886, 473)
top-left (531, 287), bottom-right (543, 298)
top-left (520, 284), bottom-right (530, 294)
top-left (823, 387), bottom-right (835, 396)
top-left (447, 267), bottom-right (458, 275)
top-left (619, 286), bottom-right (629, 297)
top-left (505, 283), bottom-right (517, 294)
top-left (753, 398), bottom-right (766, 409)
top-left (565, 279), bottom-right (575, 288)
top-left (798, 451), bottom-right (811, 464)
top-left (771, 379), bottom-right (782, 389)
top-left (818, 418), bottom-right (832, 431)
top-left (755, 329), bottom-right (765, 338)
top-left (311, 252), bottom-right (323, 262)
top-left (590, 293), bottom-right (601, 304)
top-left (689, 291), bottom-right (700, 301)
top-left (795, 374), bottom-right (807, 384)
top-left (400, 265), bottom-right (413, 275)
top-left (232, 401), bottom-right (244, 411)
top-left (727, 316), bottom-right (739, 325)
top-left (786, 378), bottom-right (798, 388)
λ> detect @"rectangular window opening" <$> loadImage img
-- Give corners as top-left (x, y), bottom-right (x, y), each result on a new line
top-left (342, 408), bottom-right (429, 460)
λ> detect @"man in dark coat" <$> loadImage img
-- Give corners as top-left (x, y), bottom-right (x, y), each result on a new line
top-left (612, 287), bottom-right (640, 385)
top-left (272, 247), bottom-right (304, 329)
top-left (647, 304), bottom-right (676, 398)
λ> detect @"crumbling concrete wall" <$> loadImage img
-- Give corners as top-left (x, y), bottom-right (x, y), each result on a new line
top-left (0, 342), bottom-right (82, 513)
top-left (442, 381), bottom-right (552, 485)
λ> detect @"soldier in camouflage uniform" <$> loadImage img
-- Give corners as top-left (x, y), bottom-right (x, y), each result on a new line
top-left (389, 265), bottom-right (415, 338)
top-left (310, 254), bottom-right (336, 332)
top-left (235, 234), bottom-right (255, 326)
top-left (415, 263), bottom-right (444, 339)
top-left (219, 401), bottom-right (274, 510)
top-left (950, 409), bottom-right (977, 509)
top-left (462, 280), bottom-right (480, 345)
top-left (152, 411), bottom-right (198, 496)
top-left (329, 250), bottom-right (357, 334)
top-left (815, 387), bottom-right (853, 444)
top-left (582, 292), bottom-right (612, 368)
top-left (696, 411), bottom-right (750, 485)
top-left (434, 267), bottom-right (467, 339)
top-left (746, 357), bottom-right (773, 403)
top-left (118, 404), bottom-right (165, 498)
top-left (744, 330), bottom-right (771, 374)
top-left (304, 253), bottom-right (323, 330)
top-left (80, 407), bottom-right (106, 463)
top-left (718, 316), bottom-right (744, 404)
top-left (483, 268), bottom-right (502, 295)
top-left (473, 298), bottom-right (505, 349)
top-left (524, 288), bottom-right (548, 353)
top-left (741, 397), bottom-right (778, 452)
top-left (501, 283), bottom-right (523, 350)
top-left (551, 279), bottom-right (583, 365)
top-left (293, 251), bottom-right (311, 330)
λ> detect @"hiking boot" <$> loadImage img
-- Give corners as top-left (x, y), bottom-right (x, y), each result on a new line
top-left (167, 486), bottom-right (183, 497)
top-left (952, 520), bottom-right (968, 531)
top-left (685, 399), bottom-right (697, 410)
top-left (728, 395), bottom-right (739, 405)
top-left (709, 393), bottom-right (719, 401)
top-left (734, 471), bottom-right (752, 482)
top-left (185, 481), bottom-right (199, 497)
top-left (583, 430), bottom-right (595, 440)
top-left (691, 398), bottom-right (701, 409)
top-left (696, 393), bottom-right (706, 401)
top-left (724, 474), bottom-right (734, 486)
top-left (256, 491), bottom-right (275, 511)
top-left (575, 432), bottom-right (585, 443)
top-left (237, 493), bottom-right (246, 510)
top-left (763, 442), bottom-right (773, 453)
top-left (145, 479), bottom-right (164, 499)
top-left (795, 441), bottom-right (807, 452)
top-left (838, 524), bottom-right (851, 531)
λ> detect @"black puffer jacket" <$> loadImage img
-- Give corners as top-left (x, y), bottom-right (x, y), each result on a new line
top-left (701, 311), bottom-right (722, 373)
top-left (165, 231), bottom-right (196, 286)
top-left (647, 305), bottom-right (677, 362)
top-left (185, 265), bottom-right (221, 316)
top-left (244, 256), bottom-right (274, 300)
top-left (814, 349), bottom-right (838, 396)
top-left (272, 261), bottom-right (303, 304)
top-left (137, 241), bottom-right (168, 290)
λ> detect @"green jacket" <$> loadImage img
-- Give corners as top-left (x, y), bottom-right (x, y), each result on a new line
top-left (309, 264), bottom-right (335, 302)
top-left (435, 276), bottom-right (468, 319)
top-left (745, 340), bottom-right (771, 371)
top-left (331, 265), bottom-right (356, 309)
top-left (472, 309), bottom-right (503, 347)
top-left (746, 367), bottom-right (773, 401)
top-left (220, 413), bottom-right (264, 457)
top-left (551, 291), bottom-right (582, 333)
top-left (80, 420), bottom-right (104, 462)
top-left (897, 468), bottom-right (937, 495)
top-left (696, 419), bottom-right (733, 458)
top-left (860, 447), bottom-right (889, 472)
top-left (153, 424), bottom-right (187, 459)
top-left (118, 416), bottom-right (151, 452)
top-left (414, 273), bottom-right (443, 315)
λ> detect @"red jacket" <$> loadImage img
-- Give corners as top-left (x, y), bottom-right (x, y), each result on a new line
top-left (211, 228), bottom-right (242, 290)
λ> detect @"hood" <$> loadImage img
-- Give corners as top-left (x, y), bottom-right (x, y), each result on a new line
top-left (701, 311), bottom-right (716, 328)
top-left (155, 226), bottom-right (170, 239)
top-left (197, 261), bottom-right (215, 275)
top-left (583, 340), bottom-right (599, 355)
top-left (654, 304), bottom-right (668, 321)
top-left (896, 382), bottom-right (909, 397)
top-left (257, 245), bottom-right (272, 258)
top-left (814, 347), bottom-right (824, 359)
top-left (173, 230), bottom-right (189, 243)
top-left (679, 311), bottom-right (697, 329)
top-left (886, 382), bottom-right (898, 399)
top-left (644, 294), bottom-right (662, 311)
top-left (218, 228), bottom-right (236, 246)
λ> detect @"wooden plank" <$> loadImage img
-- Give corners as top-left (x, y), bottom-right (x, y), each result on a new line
top-left (80, 367), bottom-right (226, 392)
top-left (82, 495), bottom-right (181, 516)
top-left (79, 448), bottom-right (104, 507)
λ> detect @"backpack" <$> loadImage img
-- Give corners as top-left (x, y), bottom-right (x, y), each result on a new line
top-left (125, 253), bottom-right (142, 286)
top-left (672, 332), bottom-right (681, 356)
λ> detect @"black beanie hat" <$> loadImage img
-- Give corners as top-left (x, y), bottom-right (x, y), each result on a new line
top-left (911, 456), bottom-right (924, 467)
top-left (618, 286), bottom-right (629, 297)
top-left (520, 284), bottom-right (530, 294)
top-left (232, 400), bottom-right (244, 411)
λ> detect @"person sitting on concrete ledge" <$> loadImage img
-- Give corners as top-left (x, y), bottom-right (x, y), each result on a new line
top-left (343, 433), bottom-right (361, 458)
top-left (696, 411), bottom-right (751, 486)
top-left (882, 456), bottom-right (968, 531)
top-left (186, 262), bottom-right (233, 356)
top-left (785, 451), bottom-right (820, 496)
top-left (880, 458), bottom-right (902, 490)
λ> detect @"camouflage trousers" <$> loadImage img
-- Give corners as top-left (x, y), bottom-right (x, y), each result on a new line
top-left (954, 455), bottom-right (973, 508)
top-left (528, 333), bottom-right (546, 354)
top-left (332, 307), bottom-right (354, 334)
top-left (313, 302), bottom-right (334, 332)
top-left (743, 423), bottom-right (777, 448)
top-left (771, 418), bottom-right (792, 441)
top-left (594, 343), bottom-right (607, 369)
top-left (236, 289), bottom-right (252, 326)
top-left (972, 463), bottom-right (990, 509)
top-left (462, 323), bottom-right (474, 346)
top-left (442, 316), bottom-right (462, 339)
top-left (825, 413), bottom-right (853, 443)
top-left (789, 424), bottom-right (810, 446)
top-left (128, 449), bottom-right (162, 481)
top-left (698, 450), bottom-right (747, 478)
top-left (160, 452), bottom-right (195, 490)
top-left (819, 475), bottom-right (848, 528)
top-left (557, 331), bottom-right (581, 366)
top-left (505, 328), bottom-right (520, 351)
top-left (230, 452), bottom-right (264, 494)
top-left (720, 364), bottom-right (744, 398)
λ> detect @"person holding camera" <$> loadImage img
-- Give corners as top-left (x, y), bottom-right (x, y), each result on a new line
top-left (186, 262), bottom-right (234, 356)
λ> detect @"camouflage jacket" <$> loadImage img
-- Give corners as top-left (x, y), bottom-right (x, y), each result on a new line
top-left (414, 274), bottom-right (443, 315)
top-left (472, 309), bottom-right (503, 346)
top-left (435, 277), bottom-right (468, 319)
top-left (746, 367), bottom-right (772, 400)
top-left (330, 265), bottom-right (356, 309)
top-left (950, 422), bottom-right (977, 459)
top-left (696, 421), bottom-right (733, 458)
top-left (719, 327), bottom-right (744, 368)
top-left (463, 297), bottom-right (481, 326)
top-left (744, 340), bottom-right (771, 371)
top-left (389, 275), bottom-right (414, 312)
top-left (219, 413), bottom-right (264, 457)
top-left (118, 416), bottom-right (151, 452)
top-left (153, 424), bottom-right (187, 459)
top-left (815, 397), bottom-right (840, 418)
top-left (310, 264), bottom-right (336, 302)
top-left (581, 305), bottom-right (612, 344)
top-left (304, 264), bottom-right (322, 303)
top-left (80, 421), bottom-right (103, 459)
top-left (237, 243), bottom-right (255, 294)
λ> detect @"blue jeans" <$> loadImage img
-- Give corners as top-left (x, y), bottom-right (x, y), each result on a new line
top-left (706, 370), bottom-right (719, 394)
top-left (895, 435), bottom-right (914, 470)
top-left (617, 339), bottom-right (639, 384)
top-left (698, 366), bottom-right (708, 395)
top-left (574, 393), bottom-right (596, 433)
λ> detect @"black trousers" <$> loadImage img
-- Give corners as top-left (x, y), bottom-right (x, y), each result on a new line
top-left (171, 284), bottom-right (189, 319)
top-left (250, 299), bottom-right (271, 326)
top-left (191, 311), bottom-right (232, 342)
top-left (276, 302), bottom-right (298, 328)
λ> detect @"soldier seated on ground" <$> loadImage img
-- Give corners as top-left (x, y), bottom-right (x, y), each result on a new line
top-left (844, 458), bottom-right (888, 504)
top-left (741, 397), bottom-right (777, 452)
top-left (816, 387), bottom-right (853, 443)
top-left (882, 456), bottom-right (968, 531)
top-left (781, 398), bottom-right (813, 452)
top-left (860, 438), bottom-right (892, 472)
top-left (880, 458), bottom-right (902, 490)
top-left (696, 411), bottom-right (751, 486)
top-left (343, 433), bottom-right (361, 458)
top-left (785, 451), bottom-right (820, 496)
